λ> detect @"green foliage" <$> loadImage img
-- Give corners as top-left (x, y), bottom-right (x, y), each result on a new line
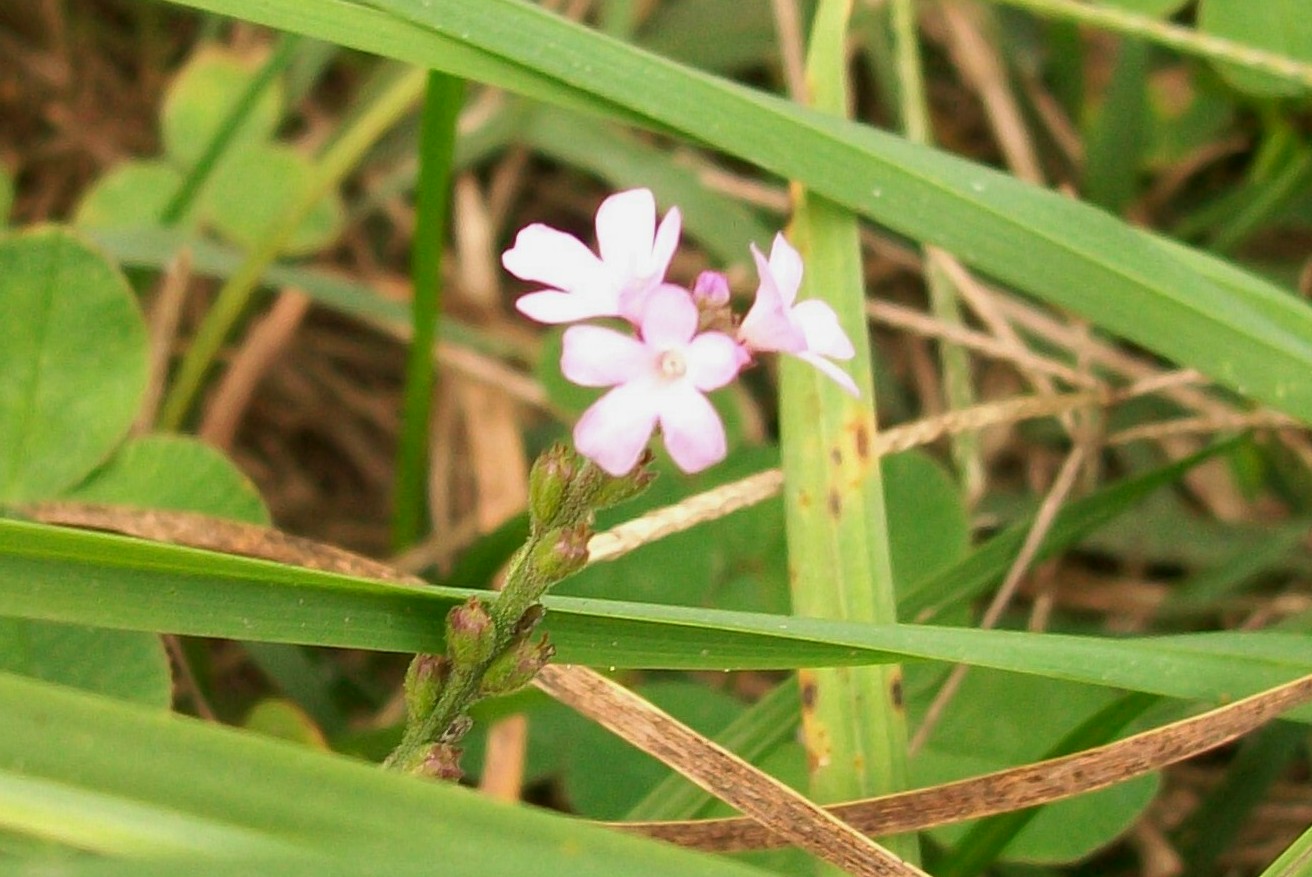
top-left (1199, 0), bottom-right (1312, 97)
top-left (0, 228), bottom-right (147, 502)
top-left (77, 45), bottom-right (343, 255)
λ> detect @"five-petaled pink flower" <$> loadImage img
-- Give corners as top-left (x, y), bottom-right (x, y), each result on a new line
top-left (561, 285), bottom-right (743, 476)
top-left (738, 233), bottom-right (860, 397)
top-left (503, 188), bottom-right (682, 325)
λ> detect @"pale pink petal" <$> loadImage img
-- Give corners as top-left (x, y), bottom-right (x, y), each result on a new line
top-left (638, 285), bottom-right (698, 348)
top-left (739, 243), bottom-right (806, 353)
top-left (574, 382), bottom-right (660, 475)
top-left (657, 386), bottom-right (728, 473)
top-left (767, 233), bottom-right (804, 306)
top-left (650, 206), bottom-right (682, 279)
top-left (502, 224), bottom-right (605, 291)
top-left (692, 270), bottom-right (730, 306)
top-left (685, 332), bottom-right (744, 392)
top-left (792, 299), bottom-right (855, 359)
top-left (795, 351), bottom-right (861, 397)
top-left (595, 189), bottom-right (657, 277)
top-left (561, 325), bottom-right (652, 387)
top-left (516, 290), bottom-right (621, 324)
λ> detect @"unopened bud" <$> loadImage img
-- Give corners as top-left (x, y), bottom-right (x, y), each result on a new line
top-left (480, 636), bottom-right (555, 697)
top-left (692, 270), bottom-right (730, 306)
top-left (591, 452), bottom-right (656, 510)
top-left (529, 443), bottom-right (580, 530)
top-left (445, 598), bottom-right (496, 667)
top-left (403, 653), bottom-right (447, 720)
top-left (529, 523), bottom-right (590, 583)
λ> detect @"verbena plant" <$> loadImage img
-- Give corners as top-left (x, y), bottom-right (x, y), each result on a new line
top-left (2, 1), bottom-right (1312, 875)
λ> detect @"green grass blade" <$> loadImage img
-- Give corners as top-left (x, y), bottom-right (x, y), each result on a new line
top-left (781, 1), bottom-right (918, 863)
top-left (5, 519), bottom-right (1312, 710)
top-left (393, 71), bottom-right (463, 550)
top-left (0, 671), bottom-right (771, 876)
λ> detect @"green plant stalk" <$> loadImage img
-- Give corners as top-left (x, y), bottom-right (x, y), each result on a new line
top-left (393, 71), bottom-right (464, 551)
top-left (782, 0), bottom-right (919, 866)
top-left (158, 65), bottom-right (428, 430)
top-left (987, 0), bottom-right (1312, 90)
top-left (161, 33), bottom-right (302, 225)
top-left (890, 0), bottom-right (982, 502)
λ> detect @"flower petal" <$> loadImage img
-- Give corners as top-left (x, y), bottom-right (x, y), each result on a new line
top-left (574, 382), bottom-right (660, 476)
top-left (502, 224), bottom-right (605, 292)
top-left (792, 299), bottom-right (856, 359)
top-left (638, 284), bottom-right (699, 348)
top-left (739, 244), bottom-right (806, 353)
top-left (767, 233), bottom-right (804, 306)
top-left (657, 386), bottom-right (728, 474)
top-left (685, 331), bottom-right (745, 392)
top-left (561, 325), bottom-right (652, 387)
top-left (516, 290), bottom-right (620, 324)
top-left (595, 189), bottom-right (657, 278)
top-left (795, 351), bottom-right (861, 397)
top-left (650, 205), bottom-right (682, 279)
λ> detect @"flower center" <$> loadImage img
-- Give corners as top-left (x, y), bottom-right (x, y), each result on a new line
top-left (656, 349), bottom-right (687, 380)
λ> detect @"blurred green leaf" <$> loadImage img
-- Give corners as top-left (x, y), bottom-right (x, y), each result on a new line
top-left (0, 228), bottom-right (147, 502)
top-left (65, 434), bottom-right (269, 525)
top-left (1198, 0), bottom-right (1312, 97)
top-left (161, 46), bottom-right (284, 169)
top-left (76, 162), bottom-right (193, 231)
top-left (202, 143), bottom-right (345, 255)
top-left (909, 668), bottom-right (1158, 863)
top-left (0, 620), bottom-right (168, 708)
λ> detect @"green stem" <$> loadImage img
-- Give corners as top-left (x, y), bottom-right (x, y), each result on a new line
top-left (159, 65), bottom-right (428, 430)
top-left (890, 0), bottom-right (981, 501)
top-left (161, 34), bottom-right (302, 225)
top-left (782, 0), bottom-right (919, 866)
top-left (393, 72), bottom-right (465, 551)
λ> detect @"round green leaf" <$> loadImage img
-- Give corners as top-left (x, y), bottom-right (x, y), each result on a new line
top-left (75, 161), bottom-right (194, 231)
top-left (909, 668), bottom-right (1159, 863)
top-left (63, 434), bottom-right (269, 525)
top-left (202, 143), bottom-right (344, 255)
top-left (883, 450), bottom-right (969, 590)
top-left (161, 46), bottom-right (283, 169)
top-left (0, 228), bottom-right (148, 502)
top-left (1198, 0), bottom-right (1312, 98)
top-left (0, 617), bottom-right (169, 707)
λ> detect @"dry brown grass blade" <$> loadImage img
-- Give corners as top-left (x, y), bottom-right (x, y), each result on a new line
top-left (534, 663), bottom-right (926, 877)
top-left (615, 673), bottom-right (1312, 852)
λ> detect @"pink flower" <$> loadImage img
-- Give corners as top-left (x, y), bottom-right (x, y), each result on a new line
top-left (561, 285), bottom-right (743, 475)
top-left (738, 234), bottom-right (860, 397)
top-left (502, 188), bottom-right (682, 325)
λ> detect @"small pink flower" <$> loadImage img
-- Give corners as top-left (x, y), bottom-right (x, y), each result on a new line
top-left (738, 234), bottom-right (860, 397)
top-left (561, 285), bottom-right (743, 476)
top-left (502, 188), bottom-right (682, 325)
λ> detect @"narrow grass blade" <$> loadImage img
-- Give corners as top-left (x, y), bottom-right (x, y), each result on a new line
top-left (393, 71), bottom-right (463, 549)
